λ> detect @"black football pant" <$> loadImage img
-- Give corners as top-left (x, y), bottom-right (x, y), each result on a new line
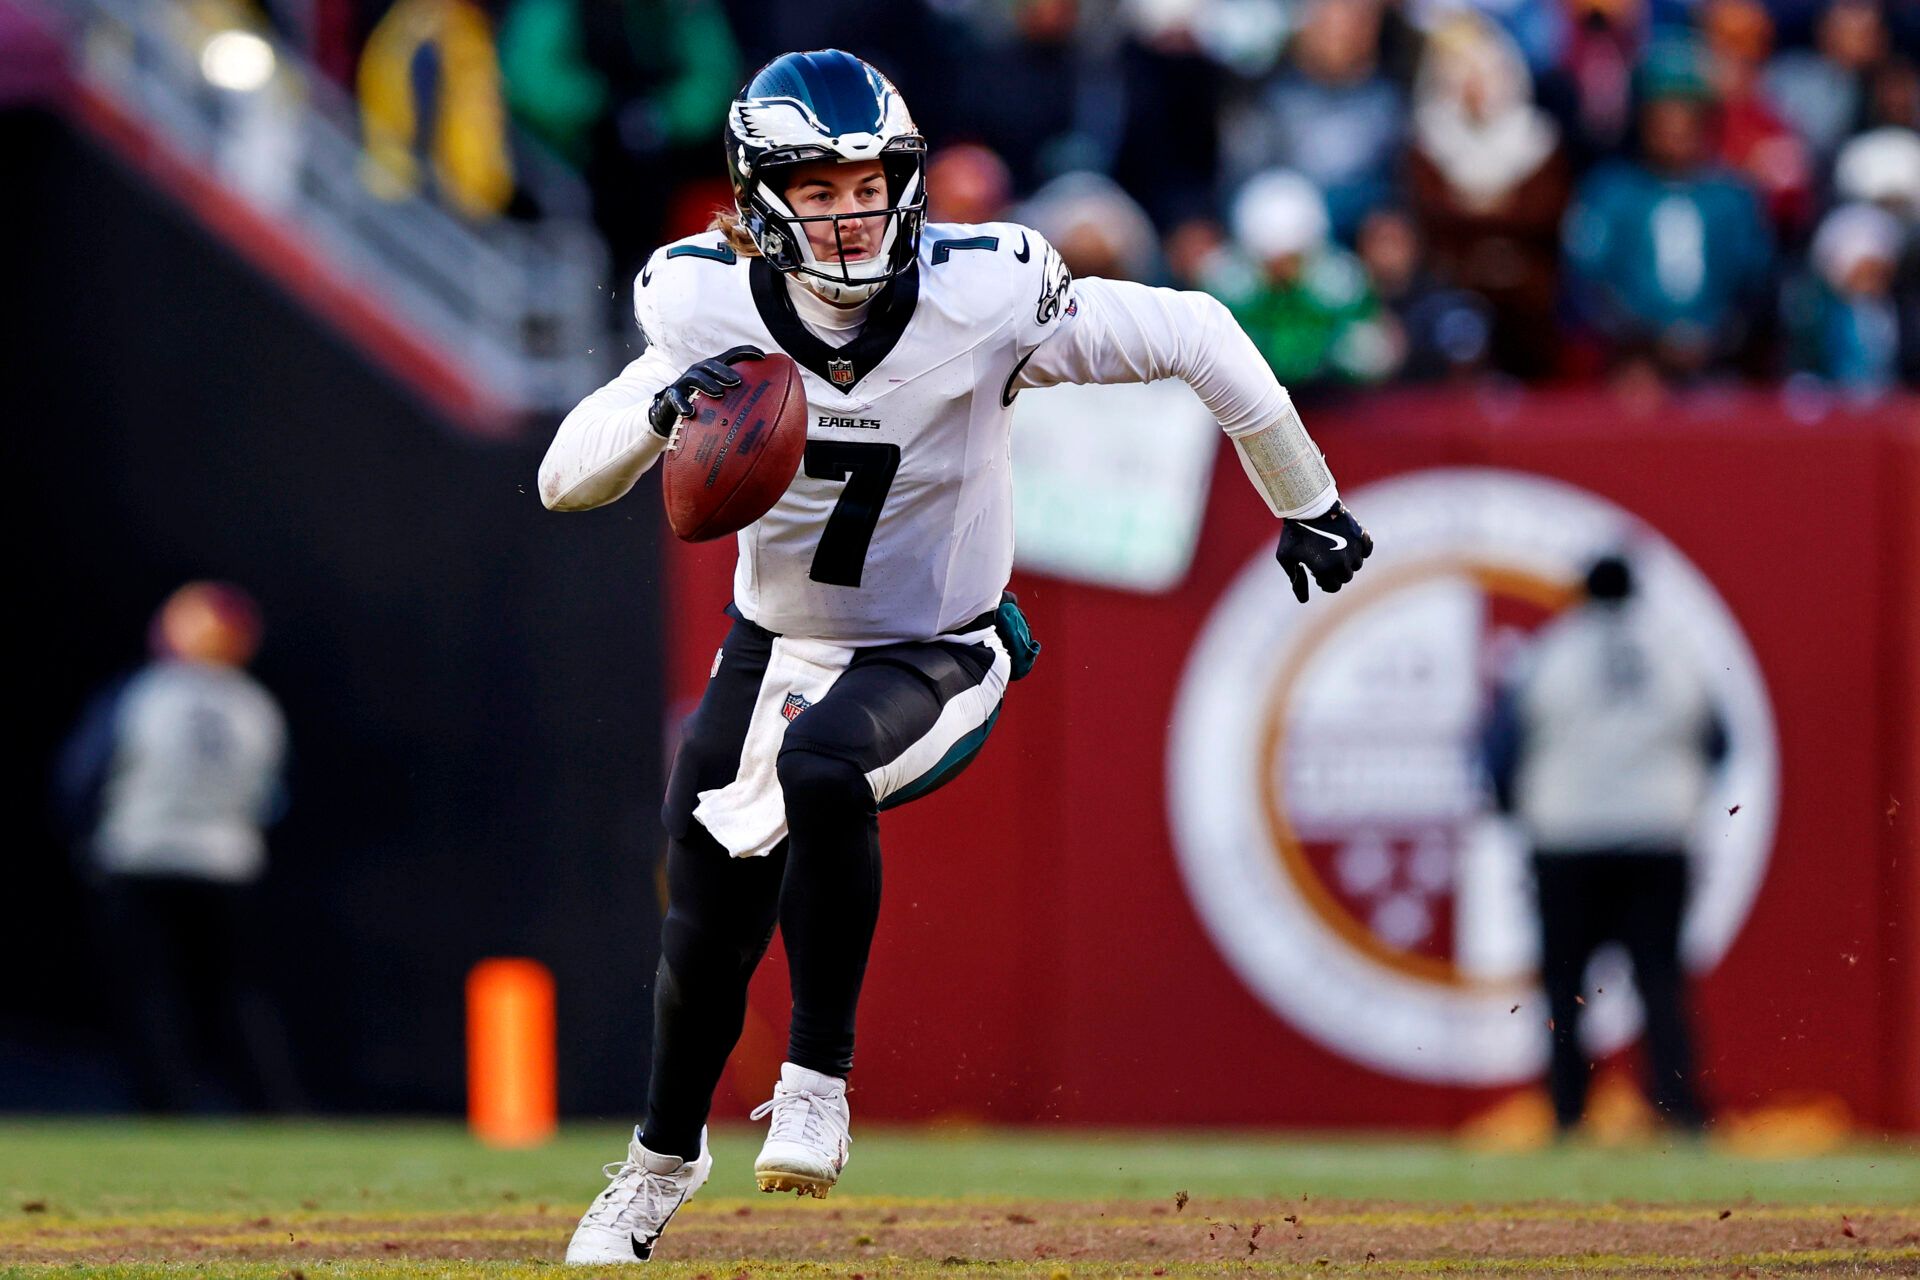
top-left (1533, 849), bottom-right (1706, 1131)
top-left (642, 611), bottom-right (1001, 1161)
top-left (91, 874), bottom-right (305, 1113)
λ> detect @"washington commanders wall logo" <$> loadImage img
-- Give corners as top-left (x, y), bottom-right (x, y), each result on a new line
top-left (1167, 469), bottom-right (1779, 1085)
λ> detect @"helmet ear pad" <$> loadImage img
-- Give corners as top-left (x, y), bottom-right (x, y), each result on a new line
top-left (883, 151), bottom-right (926, 253)
top-left (743, 181), bottom-right (806, 275)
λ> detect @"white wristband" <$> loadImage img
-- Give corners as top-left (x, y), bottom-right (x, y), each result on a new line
top-left (1227, 393), bottom-right (1336, 518)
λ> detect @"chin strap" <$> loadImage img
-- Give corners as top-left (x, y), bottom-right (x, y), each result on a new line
top-left (796, 272), bottom-right (888, 305)
top-left (787, 278), bottom-right (876, 328)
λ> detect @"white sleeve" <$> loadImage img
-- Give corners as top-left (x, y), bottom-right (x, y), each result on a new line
top-left (536, 346), bottom-right (680, 511)
top-left (538, 271), bottom-right (681, 512)
top-left (1013, 277), bottom-right (1338, 518)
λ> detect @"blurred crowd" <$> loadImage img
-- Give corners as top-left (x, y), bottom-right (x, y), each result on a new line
top-left (254, 0), bottom-right (1919, 395)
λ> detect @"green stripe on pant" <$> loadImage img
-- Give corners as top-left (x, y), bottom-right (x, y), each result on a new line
top-left (877, 707), bottom-right (1002, 811)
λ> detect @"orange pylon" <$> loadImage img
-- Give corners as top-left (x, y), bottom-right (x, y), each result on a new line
top-left (467, 958), bottom-right (557, 1147)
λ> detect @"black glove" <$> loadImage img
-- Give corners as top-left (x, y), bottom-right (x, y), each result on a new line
top-left (646, 345), bottom-right (766, 437)
top-left (1275, 499), bottom-right (1374, 603)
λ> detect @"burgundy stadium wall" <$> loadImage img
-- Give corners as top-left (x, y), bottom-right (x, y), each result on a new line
top-left (662, 389), bottom-right (1920, 1134)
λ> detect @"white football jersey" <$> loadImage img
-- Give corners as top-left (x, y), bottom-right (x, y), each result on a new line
top-left (541, 221), bottom-right (1332, 643)
top-left (634, 221), bottom-right (1075, 643)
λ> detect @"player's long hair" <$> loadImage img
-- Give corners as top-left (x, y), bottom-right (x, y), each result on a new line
top-left (708, 207), bottom-right (762, 259)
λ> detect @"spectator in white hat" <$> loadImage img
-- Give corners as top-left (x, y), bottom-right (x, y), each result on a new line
top-left (1209, 169), bottom-right (1399, 386)
top-left (1833, 127), bottom-right (1920, 219)
top-left (1784, 201), bottom-right (1912, 394)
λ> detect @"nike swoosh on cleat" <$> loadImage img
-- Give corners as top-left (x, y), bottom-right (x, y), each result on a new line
top-left (628, 1187), bottom-right (689, 1260)
top-left (1014, 233), bottom-right (1030, 263)
top-left (641, 263), bottom-right (654, 288)
top-left (1301, 524), bottom-right (1349, 551)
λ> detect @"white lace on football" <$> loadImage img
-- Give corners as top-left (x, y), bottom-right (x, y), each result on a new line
top-left (751, 1081), bottom-right (851, 1152)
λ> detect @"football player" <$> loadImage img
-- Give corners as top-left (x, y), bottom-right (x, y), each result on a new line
top-left (540, 50), bottom-right (1372, 1264)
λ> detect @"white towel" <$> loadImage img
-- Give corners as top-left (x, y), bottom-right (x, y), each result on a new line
top-left (694, 635), bottom-right (855, 858)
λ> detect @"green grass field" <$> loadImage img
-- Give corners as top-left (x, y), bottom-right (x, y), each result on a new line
top-left (3, 1120), bottom-right (1917, 1277)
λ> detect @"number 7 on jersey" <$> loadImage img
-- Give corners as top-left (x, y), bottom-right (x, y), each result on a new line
top-left (804, 441), bottom-right (900, 588)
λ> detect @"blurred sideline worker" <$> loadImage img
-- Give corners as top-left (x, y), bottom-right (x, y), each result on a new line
top-left (1483, 555), bottom-right (1722, 1134)
top-left (539, 49), bottom-right (1373, 1262)
top-left (55, 583), bottom-right (301, 1113)
top-left (358, 0), bottom-right (513, 219)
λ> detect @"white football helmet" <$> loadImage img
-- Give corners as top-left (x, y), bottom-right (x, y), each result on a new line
top-left (726, 50), bottom-right (928, 303)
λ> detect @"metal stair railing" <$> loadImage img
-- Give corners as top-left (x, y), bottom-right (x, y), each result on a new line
top-left (45, 0), bottom-right (613, 426)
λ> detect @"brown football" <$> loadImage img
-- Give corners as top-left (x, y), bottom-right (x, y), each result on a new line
top-left (661, 353), bottom-right (807, 542)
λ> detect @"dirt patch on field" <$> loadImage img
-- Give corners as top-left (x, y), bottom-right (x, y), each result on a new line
top-left (5, 1197), bottom-right (1918, 1276)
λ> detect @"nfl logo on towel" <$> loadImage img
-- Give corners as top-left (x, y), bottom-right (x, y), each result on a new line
top-left (782, 692), bottom-right (812, 722)
top-left (828, 358), bottom-right (855, 388)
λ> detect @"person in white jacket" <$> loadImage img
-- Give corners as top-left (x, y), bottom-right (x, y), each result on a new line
top-left (542, 49), bottom-right (1374, 1264)
top-left (1484, 553), bottom-right (1721, 1134)
top-left (56, 581), bottom-right (299, 1113)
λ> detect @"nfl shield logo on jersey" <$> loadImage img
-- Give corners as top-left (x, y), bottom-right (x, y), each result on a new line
top-left (782, 692), bottom-right (812, 722)
top-left (828, 358), bottom-right (855, 388)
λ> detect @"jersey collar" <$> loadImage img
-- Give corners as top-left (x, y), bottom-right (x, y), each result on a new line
top-left (750, 258), bottom-right (920, 394)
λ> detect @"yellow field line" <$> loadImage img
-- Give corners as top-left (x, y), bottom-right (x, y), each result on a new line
top-left (1389, 1245), bottom-right (1920, 1273)
top-left (7, 1214), bottom-right (1917, 1257)
top-left (1089, 1203), bottom-right (1894, 1228)
top-left (0, 1246), bottom-right (1915, 1278)
top-left (10, 1195), bottom-right (1900, 1225)
top-left (3, 1200), bottom-right (1903, 1238)
top-left (3, 1227), bottom-right (561, 1253)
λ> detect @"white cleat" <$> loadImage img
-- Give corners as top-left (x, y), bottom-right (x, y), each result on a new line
top-left (564, 1126), bottom-right (711, 1263)
top-left (750, 1062), bottom-right (851, 1198)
